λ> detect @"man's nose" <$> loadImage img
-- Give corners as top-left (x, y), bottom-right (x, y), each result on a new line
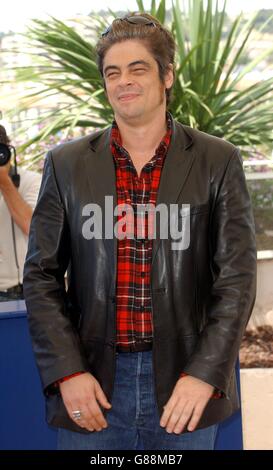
top-left (118, 71), bottom-right (134, 87)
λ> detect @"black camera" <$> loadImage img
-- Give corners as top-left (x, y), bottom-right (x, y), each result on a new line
top-left (0, 143), bottom-right (20, 187)
top-left (0, 143), bottom-right (11, 166)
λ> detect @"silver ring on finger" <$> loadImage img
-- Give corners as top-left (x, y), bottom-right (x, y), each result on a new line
top-left (72, 410), bottom-right (83, 421)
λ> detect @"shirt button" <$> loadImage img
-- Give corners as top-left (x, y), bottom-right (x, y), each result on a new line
top-left (140, 305), bottom-right (145, 311)
top-left (141, 272), bottom-right (145, 278)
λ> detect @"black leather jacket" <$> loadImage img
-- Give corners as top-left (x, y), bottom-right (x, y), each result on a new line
top-left (23, 116), bottom-right (256, 433)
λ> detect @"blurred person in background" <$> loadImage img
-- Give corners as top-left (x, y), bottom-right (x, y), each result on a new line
top-left (0, 124), bottom-right (41, 301)
top-left (23, 12), bottom-right (256, 450)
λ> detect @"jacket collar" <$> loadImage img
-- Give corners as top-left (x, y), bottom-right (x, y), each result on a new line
top-left (89, 113), bottom-right (193, 152)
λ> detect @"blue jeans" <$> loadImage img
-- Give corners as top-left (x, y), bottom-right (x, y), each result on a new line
top-left (58, 350), bottom-right (218, 450)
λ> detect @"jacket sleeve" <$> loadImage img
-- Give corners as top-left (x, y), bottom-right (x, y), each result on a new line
top-left (183, 148), bottom-right (257, 397)
top-left (23, 151), bottom-right (89, 395)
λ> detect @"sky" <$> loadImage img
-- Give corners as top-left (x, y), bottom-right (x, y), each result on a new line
top-left (1, 0), bottom-right (273, 33)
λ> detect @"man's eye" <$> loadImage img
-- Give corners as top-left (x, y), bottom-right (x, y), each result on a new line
top-left (133, 68), bottom-right (145, 73)
top-left (107, 72), bottom-right (118, 78)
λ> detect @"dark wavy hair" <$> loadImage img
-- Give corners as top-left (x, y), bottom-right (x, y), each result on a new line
top-left (0, 125), bottom-right (10, 145)
top-left (95, 12), bottom-right (176, 106)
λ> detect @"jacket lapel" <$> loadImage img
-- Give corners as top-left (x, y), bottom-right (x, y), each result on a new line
top-left (84, 127), bottom-right (117, 281)
top-left (151, 118), bottom-right (196, 265)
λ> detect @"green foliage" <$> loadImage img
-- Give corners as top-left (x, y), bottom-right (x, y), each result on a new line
top-left (253, 9), bottom-right (273, 33)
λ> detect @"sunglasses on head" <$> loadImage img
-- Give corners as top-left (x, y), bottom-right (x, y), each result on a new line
top-left (101, 15), bottom-right (157, 37)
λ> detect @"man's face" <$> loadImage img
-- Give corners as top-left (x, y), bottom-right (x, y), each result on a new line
top-left (103, 39), bottom-right (173, 123)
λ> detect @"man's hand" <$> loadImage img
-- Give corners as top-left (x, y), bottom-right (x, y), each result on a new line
top-left (160, 375), bottom-right (214, 434)
top-left (59, 372), bottom-right (112, 432)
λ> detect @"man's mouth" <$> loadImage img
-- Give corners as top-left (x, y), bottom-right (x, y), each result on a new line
top-left (118, 94), bottom-right (140, 102)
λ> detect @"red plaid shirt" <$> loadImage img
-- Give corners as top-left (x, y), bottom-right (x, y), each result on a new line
top-left (111, 113), bottom-right (172, 351)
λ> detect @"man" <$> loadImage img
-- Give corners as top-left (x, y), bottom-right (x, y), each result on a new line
top-left (23, 13), bottom-right (256, 450)
top-left (0, 124), bottom-right (41, 300)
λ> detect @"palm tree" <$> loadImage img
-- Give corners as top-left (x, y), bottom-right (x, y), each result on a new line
top-left (2, 0), bottom-right (273, 166)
